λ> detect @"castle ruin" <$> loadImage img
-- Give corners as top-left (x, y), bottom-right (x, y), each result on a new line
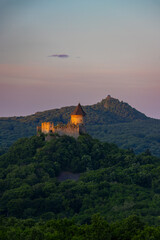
top-left (37, 103), bottom-right (86, 139)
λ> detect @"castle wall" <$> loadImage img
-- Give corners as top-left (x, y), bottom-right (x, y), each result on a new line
top-left (71, 115), bottom-right (84, 125)
top-left (38, 121), bottom-right (86, 139)
top-left (42, 124), bottom-right (86, 140)
top-left (37, 104), bottom-right (86, 139)
top-left (41, 122), bottom-right (54, 134)
top-left (54, 125), bottom-right (80, 138)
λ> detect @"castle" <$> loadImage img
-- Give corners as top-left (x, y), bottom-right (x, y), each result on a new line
top-left (37, 103), bottom-right (86, 139)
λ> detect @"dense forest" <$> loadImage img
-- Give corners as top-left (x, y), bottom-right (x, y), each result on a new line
top-left (2, 215), bottom-right (160, 239)
top-left (0, 134), bottom-right (160, 223)
top-left (1, 96), bottom-right (160, 156)
top-left (1, 133), bottom-right (160, 238)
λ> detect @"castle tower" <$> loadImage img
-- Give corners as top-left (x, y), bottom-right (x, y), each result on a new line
top-left (71, 103), bottom-right (86, 125)
top-left (41, 122), bottom-right (54, 133)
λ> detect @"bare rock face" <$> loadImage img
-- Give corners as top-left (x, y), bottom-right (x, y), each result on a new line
top-left (103, 95), bottom-right (113, 108)
top-left (57, 171), bottom-right (80, 182)
top-left (103, 95), bottom-right (119, 109)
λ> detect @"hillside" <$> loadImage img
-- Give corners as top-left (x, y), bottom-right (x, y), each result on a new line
top-left (0, 95), bottom-right (160, 156)
top-left (0, 134), bottom-right (160, 226)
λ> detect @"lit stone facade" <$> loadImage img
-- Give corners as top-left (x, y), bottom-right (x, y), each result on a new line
top-left (41, 122), bottom-right (54, 134)
top-left (70, 115), bottom-right (84, 125)
top-left (37, 103), bottom-right (86, 139)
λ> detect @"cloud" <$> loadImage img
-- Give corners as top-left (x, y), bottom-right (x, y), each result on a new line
top-left (49, 54), bottom-right (69, 58)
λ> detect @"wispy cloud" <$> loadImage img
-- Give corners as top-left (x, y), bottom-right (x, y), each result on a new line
top-left (48, 54), bottom-right (69, 58)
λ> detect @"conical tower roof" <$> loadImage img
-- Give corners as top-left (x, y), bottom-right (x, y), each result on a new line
top-left (71, 103), bottom-right (86, 116)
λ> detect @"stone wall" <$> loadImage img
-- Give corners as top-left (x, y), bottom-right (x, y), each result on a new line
top-left (41, 122), bottom-right (54, 134)
top-left (54, 124), bottom-right (80, 138)
top-left (38, 122), bottom-right (86, 139)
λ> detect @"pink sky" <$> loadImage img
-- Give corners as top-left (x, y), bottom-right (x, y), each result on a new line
top-left (0, 1), bottom-right (160, 118)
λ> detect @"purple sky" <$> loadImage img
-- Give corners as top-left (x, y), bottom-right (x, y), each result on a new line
top-left (0, 0), bottom-right (160, 118)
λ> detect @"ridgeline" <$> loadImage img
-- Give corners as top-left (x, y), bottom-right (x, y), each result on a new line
top-left (0, 95), bottom-right (160, 156)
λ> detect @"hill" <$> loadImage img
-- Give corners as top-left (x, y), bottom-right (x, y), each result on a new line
top-left (0, 95), bottom-right (160, 156)
top-left (0, 134), bottom-right (160, 226)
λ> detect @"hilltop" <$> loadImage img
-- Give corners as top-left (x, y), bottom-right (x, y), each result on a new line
top-left (1, 134), bottom-right (160, 238)
top-left (0, 134), bottom-right (160, 225)
top-left (0, 95), bottom-right (160, 156)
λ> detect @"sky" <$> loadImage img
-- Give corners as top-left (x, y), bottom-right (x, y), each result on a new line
top-left (0, 0), bottom-right (160, 118)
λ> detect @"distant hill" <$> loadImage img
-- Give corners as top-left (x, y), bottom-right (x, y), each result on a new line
top-left (92, 95), bottom-right (147, 122)
top-left (0, 95), bottom-right (160, 156)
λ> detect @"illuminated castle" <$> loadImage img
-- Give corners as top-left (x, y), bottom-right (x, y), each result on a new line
top-left (37, 103), bottom-right (86, 139)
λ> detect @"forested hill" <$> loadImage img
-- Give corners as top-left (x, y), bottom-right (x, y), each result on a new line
top-left (1, 134), bottom-right (160, 228)
top-left (1, 95), bottom-right (148, 125)
top-left (0, 95), bottom-right (160, 156)
top-left (93, 95), bottom-right (147, 122)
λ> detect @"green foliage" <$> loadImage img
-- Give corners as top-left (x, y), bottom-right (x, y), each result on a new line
top-left (87, 119), bottom-right (160, 156)
top-left (1, 134), bottom-right (160, 225)
top-left (1, 215), bottom-right (160, 240)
